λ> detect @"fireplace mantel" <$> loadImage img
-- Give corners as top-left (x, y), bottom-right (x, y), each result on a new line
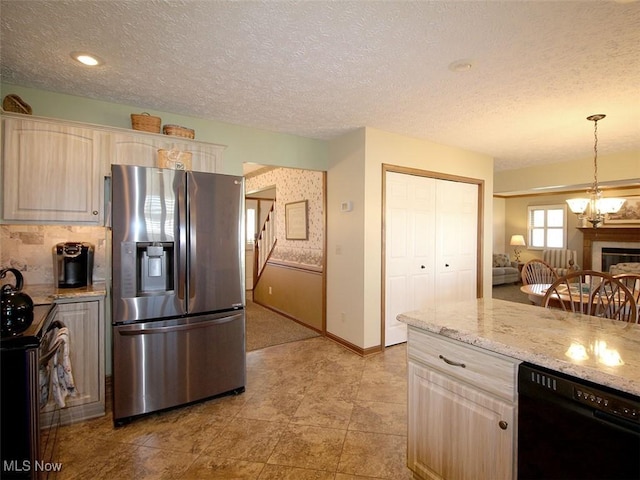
top-left (578, 227), bottom-right (640, 270)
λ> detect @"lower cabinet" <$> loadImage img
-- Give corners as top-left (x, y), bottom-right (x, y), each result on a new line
top-left (40, 298), bottom-right (105, 427)
top-left (407, 326), bottom-right (519, 480)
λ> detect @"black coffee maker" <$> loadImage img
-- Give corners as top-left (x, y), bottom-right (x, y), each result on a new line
top-left (54, 242), bottom-right (94, 288)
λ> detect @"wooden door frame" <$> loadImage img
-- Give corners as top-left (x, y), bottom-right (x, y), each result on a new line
top-left (381, 164), bottom-right (485, 348)
top-left (244, 168), bottom-right (327, 335)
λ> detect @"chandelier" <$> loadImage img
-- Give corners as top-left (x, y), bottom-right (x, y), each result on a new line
top-left (566, 114), bottom-right (625, 228)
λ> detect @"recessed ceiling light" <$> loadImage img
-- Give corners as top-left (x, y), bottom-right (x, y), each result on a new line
top-left (71, 52), bottom-right (103, 66)
top-left (448, 59), bottom-right (473, 73)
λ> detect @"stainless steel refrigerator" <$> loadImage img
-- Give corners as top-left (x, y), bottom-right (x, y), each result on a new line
top-left (110, 164), bottom-right (245, 424)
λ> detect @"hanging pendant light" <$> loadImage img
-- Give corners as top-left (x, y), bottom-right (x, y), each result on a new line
top-left (566, 114), bottom-right (625, 228)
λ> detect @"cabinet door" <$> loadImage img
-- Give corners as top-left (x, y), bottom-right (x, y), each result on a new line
top-left (434, 179), bottom-right (478, 303)
top-left (41, 301), bottom-right (103, 423)
top-left (385, 172), bottom-right (437, 346)
top-left (112, 132), bottom-right (224, 173)
top-left (112, 132), bottom-right (190, 168)
top-left (408, 361), bottom-right (515, 480)
top-left (2, 118), bottom-right (103, 223)
top-left (188, 142), bottom-right (225, 173)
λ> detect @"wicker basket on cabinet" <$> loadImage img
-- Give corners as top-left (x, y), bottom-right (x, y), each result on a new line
top-left (131, 113), bottom-right (161, 133)
top-left (163, 124), bottom-right (195, 139)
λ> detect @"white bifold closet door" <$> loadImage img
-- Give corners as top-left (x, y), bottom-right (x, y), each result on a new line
top-left (385, 172), bottom-right (478, 346)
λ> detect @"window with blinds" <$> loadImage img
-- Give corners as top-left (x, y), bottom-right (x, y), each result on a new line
top-left (527, 204), bottom-right (567, 249)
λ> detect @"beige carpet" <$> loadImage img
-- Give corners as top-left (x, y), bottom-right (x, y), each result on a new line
top-left (492, 283), bottom-right (531, 305)
top-left (245, 298), bottom-right (320, 351)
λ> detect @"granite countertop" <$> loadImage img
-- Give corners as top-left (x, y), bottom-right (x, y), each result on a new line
top-left (398, 298), bottom-right (640, 397)
top-left (26, 282), bottom-right (107, 306)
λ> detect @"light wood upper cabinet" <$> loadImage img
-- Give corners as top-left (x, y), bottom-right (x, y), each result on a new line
top-left (2, 116), bottom-right (106, 224)
top-left (407, 327), bottom-right (519, 480)
top-left (111, 131), bottom-right (225, 173)
top-left (2, 113), bottom-right (226, 224)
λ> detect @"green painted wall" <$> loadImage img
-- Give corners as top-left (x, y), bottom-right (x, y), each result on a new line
top-left (1, 83), bottom-right (328, 176)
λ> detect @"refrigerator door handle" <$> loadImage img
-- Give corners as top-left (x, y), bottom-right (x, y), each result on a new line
top-left (177, 173), bottom-right (188, 301)
top-left (118, 313), bottom-right (243, 335)
top-left (187, 171), bottom-right (197, 309)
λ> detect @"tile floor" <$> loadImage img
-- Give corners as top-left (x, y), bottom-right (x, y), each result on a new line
top-left (40, 337), bottom-right (413, 479)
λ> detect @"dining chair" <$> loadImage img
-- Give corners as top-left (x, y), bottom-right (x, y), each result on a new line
top-left (521, 258), bottom-right (559, 285)
top-left (613, 273), bottom-right (640, 320)
top-left (542, 270), bottom-right (638, 323)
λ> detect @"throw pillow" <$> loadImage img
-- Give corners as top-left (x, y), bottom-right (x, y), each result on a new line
top-left (493, 254), bottom-right (510, 268)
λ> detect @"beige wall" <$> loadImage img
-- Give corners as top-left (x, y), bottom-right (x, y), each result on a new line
top-left (327, 127), bottom-right (494, 350)
top-left (497, 186), bottom-right (640, 267)
top-left (326, 129), bottom-right (367, 346)
top-left (494, 150), bottom-right (639, 194)
top-left (493, 197), bottom-right (506, 253)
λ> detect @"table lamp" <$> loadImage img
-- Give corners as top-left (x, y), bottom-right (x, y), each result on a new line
top-left (510, 235), bottom-right (526, 262)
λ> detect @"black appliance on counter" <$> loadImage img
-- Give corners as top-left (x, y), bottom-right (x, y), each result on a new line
top-left (518, 362), bottom-right (640, 479)
top-left (1, 303), bottom-right (57, 480)
top-left (54, 242), bottom-right (94, 288)
top-left (1, 268), bottom-right (34, 337)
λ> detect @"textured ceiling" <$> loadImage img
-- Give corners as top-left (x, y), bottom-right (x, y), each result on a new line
top-left (1, 0), bottom-right (639, 172)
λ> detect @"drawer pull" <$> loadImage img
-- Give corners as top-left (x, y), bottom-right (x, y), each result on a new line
top-left (498, 420), bottom-right (508, 430)
top-left (439, 354), bottom-right (466, 368)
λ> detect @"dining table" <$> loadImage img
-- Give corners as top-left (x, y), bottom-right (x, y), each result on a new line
top-left (520, 281), bottom-right (639, 323)
top-left (519, 283), bottom-right (550, 306)
top-left (520, 282), bottom-right (600, 309)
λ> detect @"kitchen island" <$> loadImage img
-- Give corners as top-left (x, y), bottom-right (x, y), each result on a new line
top-left (398, 297), bottom-right (640, 395)
top-left (398, 298), bottom-right (640, 480)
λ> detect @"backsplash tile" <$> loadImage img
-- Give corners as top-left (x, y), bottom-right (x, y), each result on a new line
top-left (0, 225), bottom-right (108, 287)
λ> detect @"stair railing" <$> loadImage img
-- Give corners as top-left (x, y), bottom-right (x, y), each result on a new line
top-left (254, 204), bottom-right (277, 286)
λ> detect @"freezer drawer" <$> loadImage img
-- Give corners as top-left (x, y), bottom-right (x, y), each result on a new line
top-left (112, 311), bottom-right (245, 423)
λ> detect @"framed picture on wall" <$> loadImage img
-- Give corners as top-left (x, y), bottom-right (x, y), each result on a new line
top-left (605, 196), bottom-right (640, 225)
top-left (285, 200), bottom-right (308, 239)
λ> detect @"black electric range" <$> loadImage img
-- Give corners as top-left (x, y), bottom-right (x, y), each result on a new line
top-left (1, 303), bottom-right (56, 480)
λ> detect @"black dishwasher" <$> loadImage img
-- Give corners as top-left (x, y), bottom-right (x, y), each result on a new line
top-left (518, 362), bottom-right (640, 480)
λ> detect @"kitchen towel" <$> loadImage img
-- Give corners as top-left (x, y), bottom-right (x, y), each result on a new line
top-left (40, 325), bottom-right (77, 408)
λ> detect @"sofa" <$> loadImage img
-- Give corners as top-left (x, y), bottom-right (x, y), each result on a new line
top-left (610, 263), bottom-right (640, 275)
top-left (493, 253), bottom-right (520, 285)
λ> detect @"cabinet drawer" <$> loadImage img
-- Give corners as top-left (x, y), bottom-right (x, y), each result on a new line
top-left (408, 326), bottom-right (519, 401)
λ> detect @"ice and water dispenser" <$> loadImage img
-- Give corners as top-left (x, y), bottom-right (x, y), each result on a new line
top-left (139, 243), bottom-right (174, 292)
top-left (119, 242), bottom-right (175, 297)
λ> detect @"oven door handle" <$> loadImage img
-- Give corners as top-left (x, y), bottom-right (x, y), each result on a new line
top-left (118, 313), bottom-right (242, 335)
